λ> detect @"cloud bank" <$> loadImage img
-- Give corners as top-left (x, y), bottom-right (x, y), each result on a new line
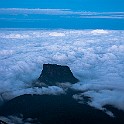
top-left (0, 29), bottom-right (124, 116)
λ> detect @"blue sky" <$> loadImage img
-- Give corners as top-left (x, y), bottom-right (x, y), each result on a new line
top-left (0, 0), bottom-right (124, 12)
top-left (0, 0), bottom-right (124, 29)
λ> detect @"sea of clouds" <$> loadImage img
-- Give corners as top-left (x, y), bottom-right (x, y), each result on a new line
top-left (0, 29), bottom-right (124, 116)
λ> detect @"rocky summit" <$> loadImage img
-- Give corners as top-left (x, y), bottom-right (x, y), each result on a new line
top-left (38, 64), bottom-right (79, 85)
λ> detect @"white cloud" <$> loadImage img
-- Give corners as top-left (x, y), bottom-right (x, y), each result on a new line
top-left (0, 50), bottom-right (15, 56)
top-left (49, 32), bottom-right (65, 37)
top-left (0, 8), bottom-right (124, 19)
top-left (0, 29), bottom-right (124, 115)
top-left (72, 89), bottom-right (124, 117)
top-left (0, 115), bottom-right (37, 124)
top-left (83, 90), bottom-right (124, 111)
top-left (0, 8), bottom-right (73, 15)
top-left (2, 34), bottom-right (30, 39)
top-left (1, 86), bottom-right (65, 101)
top-left (91, 29), bottom-right (109, 35)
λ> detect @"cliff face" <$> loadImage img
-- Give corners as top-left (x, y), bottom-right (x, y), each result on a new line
top-left (38, 64), bottom-right (79, 85)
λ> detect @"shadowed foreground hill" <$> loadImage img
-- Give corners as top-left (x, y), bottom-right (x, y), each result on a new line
top-left (0, 94), bottom-right (124, 124)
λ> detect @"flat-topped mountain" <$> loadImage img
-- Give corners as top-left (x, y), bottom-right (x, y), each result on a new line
top-left (38, 64), bottom-right (79, 85)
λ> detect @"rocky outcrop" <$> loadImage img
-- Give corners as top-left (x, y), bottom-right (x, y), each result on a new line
top-left (38, 64), bottom-right (79, 85)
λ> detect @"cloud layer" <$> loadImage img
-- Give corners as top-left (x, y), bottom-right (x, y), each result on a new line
top-left (0, 8), bottom-right (124, 19)
top-left (0, 29), bottom-right (124, 115)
